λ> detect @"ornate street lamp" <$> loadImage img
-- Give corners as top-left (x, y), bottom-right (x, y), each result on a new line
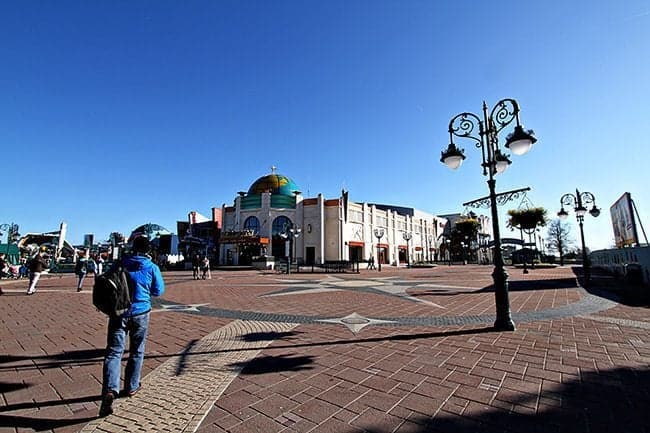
top-left (280, 222), bottom-right (301, 274)
top-left (402, 232), bottom-right (412, 268)
top-left (440, 98), bottom-right (537, 331)
top-left (374, 228), bottom-right (385, 272)
top-left (558, 189), bottom-right (600, 285)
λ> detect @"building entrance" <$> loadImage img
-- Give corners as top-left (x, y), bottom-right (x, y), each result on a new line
top-left (305, 247), bottom-right (315, 265)
top-left (348, 246), bottom-right (363, 263)
top-left (238, 244), bottom-right (260, 265)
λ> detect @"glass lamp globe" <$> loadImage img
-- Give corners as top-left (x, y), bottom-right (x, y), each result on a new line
top-left (505, 125), bottom-right (537, 156)
top-left (495, 159), bottom-right (510, 173)
top-left (443, 155), bottom-right (464, 170)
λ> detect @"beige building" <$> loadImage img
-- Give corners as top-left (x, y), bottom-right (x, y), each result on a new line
top-left (219, 170), bottom-right (448, 266)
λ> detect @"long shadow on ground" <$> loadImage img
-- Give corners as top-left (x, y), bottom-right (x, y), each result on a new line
top-left (340, 367), bottom-right (650, 433)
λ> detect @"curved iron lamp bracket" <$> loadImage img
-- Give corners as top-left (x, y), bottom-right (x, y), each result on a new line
top-left (448, 112), bottom-right (483, 148)
top-left (463, 187), bottom-right (531, 209)
top-left (489, 98), bottom-right (521, 136)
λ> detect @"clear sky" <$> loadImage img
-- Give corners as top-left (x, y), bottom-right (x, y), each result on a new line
top-left (2, 1), bottom-right (649, 251)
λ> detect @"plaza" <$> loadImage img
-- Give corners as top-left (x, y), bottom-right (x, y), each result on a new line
top-left (0, 265), bottom-right (648, 432)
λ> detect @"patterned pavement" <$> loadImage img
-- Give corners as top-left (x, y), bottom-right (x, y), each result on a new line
top-left (0, 265), bottom-right (648, 433)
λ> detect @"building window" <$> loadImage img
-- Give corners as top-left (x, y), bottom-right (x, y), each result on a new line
top-left (243, 216), bottom-right (260, 234)
top-left (376, 216), bottom-right (388, 227)
top-left (272, 216), bottom-right (291, 235)
top-left (350, 210), bottom-right (363, 223)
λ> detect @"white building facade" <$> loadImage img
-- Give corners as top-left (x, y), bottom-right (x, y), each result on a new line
top-left (219, 171), bottom-right (448, 266)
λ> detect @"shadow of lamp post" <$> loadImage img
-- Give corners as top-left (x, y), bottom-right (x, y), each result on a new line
top-left (557, 189), bottom-right (600, 285)
top-left (374, 228), bottom-right (384, 272)
top-left (440, 98), bottom-right (537, 331)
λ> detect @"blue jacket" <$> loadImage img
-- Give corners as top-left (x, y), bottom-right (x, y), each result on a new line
top-left (122, 255), bottom-right (165, 317)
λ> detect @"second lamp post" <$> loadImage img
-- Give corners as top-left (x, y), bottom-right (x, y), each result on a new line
top-left (280, 222), bottom-right (301, 274)
top-left (374, 228), bottom-right (385, 272)
top-left (557, 189), bottom-right (600, 285)
top-left (440, 98), bottom-right (537, 331)
top-left (402, 231), bottom-right (412, 268)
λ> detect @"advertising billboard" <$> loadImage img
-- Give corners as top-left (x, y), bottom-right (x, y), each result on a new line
top-left (610, 192), bottom-right (638, 248)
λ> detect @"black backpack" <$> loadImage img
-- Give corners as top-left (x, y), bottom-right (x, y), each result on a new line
top-left (93, 263), bottom-right (132, 316)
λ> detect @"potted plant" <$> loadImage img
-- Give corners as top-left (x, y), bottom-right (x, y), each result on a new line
top-left (507, 207), bottom-right (547, 230)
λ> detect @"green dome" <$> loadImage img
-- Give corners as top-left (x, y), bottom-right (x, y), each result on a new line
top-left (247, 173), bottom-right (299, 196)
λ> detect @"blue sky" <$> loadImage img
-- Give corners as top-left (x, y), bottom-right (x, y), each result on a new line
top-left (2, 1), bottom-right (649, 251)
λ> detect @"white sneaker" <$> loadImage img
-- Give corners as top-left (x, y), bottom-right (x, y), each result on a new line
top-left (26, 290), bottom-right (36, 295)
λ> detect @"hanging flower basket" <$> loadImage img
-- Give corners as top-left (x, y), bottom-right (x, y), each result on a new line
top-left (507, 207), bottom-right (547, 230)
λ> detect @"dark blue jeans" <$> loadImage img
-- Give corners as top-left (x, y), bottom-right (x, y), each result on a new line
top-left (102, 313), bottom-right (150, 395)
top-left (77, 272), bottom-right (86, 289)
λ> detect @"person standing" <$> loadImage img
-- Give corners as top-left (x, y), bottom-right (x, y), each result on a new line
top-left (96, 255), bottom-right (105, 276)
top-left (191, 254), bottom-right (200, 280)
top-left (75, 254), bottom-right (88, 292)
top-left (99, 236), bottom-right (165, 417)
top-left (26, 251), bottom-right (48, 295)
top-left (86, 255), bottom-right (97, 276)
top-left (201, 256), bottom-right (211, 280)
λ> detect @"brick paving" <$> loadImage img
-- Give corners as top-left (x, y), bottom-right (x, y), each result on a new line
top-left (0, 265), bottom-right (648, 433)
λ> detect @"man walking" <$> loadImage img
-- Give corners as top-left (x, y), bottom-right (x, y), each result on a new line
top-left (367, 254), bottom-right (376, 270)
top-left (26, 251), bottom-right (48, 295)
top-left (99, 236), bottom-right (165, 417)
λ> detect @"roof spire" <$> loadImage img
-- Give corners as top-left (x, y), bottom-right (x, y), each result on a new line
top-left (270, 165), bottom-right (277, 174)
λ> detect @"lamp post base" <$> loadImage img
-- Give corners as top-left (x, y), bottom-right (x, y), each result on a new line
top-left (492, 263), bottom-right (516, 332)
top-left (493, 317), bottom-right (516, 331)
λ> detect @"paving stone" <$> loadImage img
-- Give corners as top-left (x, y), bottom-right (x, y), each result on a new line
top-left (2, 267), bottom-right (648, 433)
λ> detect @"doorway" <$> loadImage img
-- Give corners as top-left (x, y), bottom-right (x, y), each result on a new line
top-left (348, 246), bottom-right (363, 263)
top-left (305, 247), bottom-right (315, 265)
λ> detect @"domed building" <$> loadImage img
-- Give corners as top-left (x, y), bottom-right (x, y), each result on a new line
top-left (217, 168), bottom-right (451, 268)
top-left (128, 223), bottom-right (173, 242)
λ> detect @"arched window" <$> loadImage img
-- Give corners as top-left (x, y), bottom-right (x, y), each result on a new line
top-left (272, 216), bottom-right (291, 236)
top-left (243, 216), bottom-right (260, 234)
top-left (272, 216), bottom-right (292, 257)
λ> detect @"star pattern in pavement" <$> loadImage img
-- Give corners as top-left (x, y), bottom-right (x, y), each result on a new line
top-left (155, 303), bottom-right (210, 313)
top-left (317, 312), bottom-right (397, 333)
top-left (259, 275), bottom-right (472, 309)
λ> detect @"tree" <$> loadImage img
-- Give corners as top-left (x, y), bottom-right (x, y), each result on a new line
top-left (546, 219), bottom-right (574, 266)
top-left (451, 217), bottom-right (480, 262)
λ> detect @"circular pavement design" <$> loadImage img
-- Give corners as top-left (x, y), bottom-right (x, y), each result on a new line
top-left (152, 274), bottom-right (619, 331)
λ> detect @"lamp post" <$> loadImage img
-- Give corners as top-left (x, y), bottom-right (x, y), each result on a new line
top-left (557, 189), bottom-right (600, 285)
top-left (374, 228), bottom-right (384, 272)
top-left (280, 222), bottom-right (301, 274)
top-left (440, 98), bottom-right (537, 331)
top-left (402, 232), bottom-right (412, 268)
top-left (459, 241), bottom-right (465, 265)
top-left (445, 239), bottom-right (451, 266)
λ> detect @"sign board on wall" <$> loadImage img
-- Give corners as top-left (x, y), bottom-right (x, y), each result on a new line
top-left (610, 192), bottom-right (638, 248)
